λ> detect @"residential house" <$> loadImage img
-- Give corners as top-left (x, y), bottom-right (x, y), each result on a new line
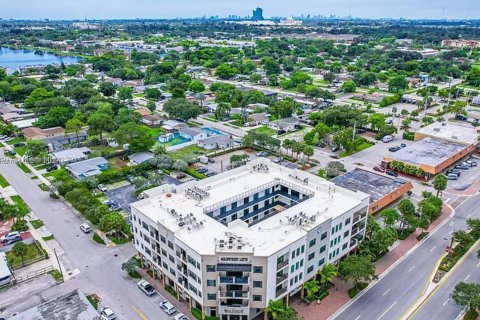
top-left (268, 117), bottom-right (300, 132)
top-left (141, 114), bottom-right (165, 127)
top-left (136, 107), bottom-right (152, 117)
top-left (162, 120), bottom-right (188, 132)
top-left (248, 113), bottom-right (269, 125)
top-left (51, 147), bottom-right (91, 165)
top-left (128, 152), bottom-right (154, 165)
top-left (66, 157), bottom-right (108, 179)
top-left (198, 135), bottom-right (234, 150)
top-left (44, 131), bottom-right (88, 152)
top-left (0, 252), bottom-right (12, 287)
top-left (10, 118), bottom-right (38, 129)
top-left (178, 127), bottom-right (208, 141)
top-left (2, 111), bottom-right (35, 123)
top-left (22, 126), bottom-right (65, 140)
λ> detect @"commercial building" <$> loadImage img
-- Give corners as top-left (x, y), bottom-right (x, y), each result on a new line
top-left (332, 168), bottom-right (413, 215)
top-left (442, 39), bottom-right (480, 48)
top-left (131, 159), bottom-right (369, 320)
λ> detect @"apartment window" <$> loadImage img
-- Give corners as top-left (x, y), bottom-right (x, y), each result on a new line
top-left (169, 268), bottom-right (176, 277)
top-left (295, 262), bottom-right (299, 270)
top-left (290, 279), bottom-right (293, 286)
top-left (220, 207), bottom-right (226, 214)
top-left (253, 266), bottom-right (263, 273)
top-left (232, 202), bottom-right (237, 209)
top-left (161, 249), bottom-right (167, 257)
top-left (169, 255), bottom-right (175, 263)
top-left (300, 259), bottom-right (303, 267)
top-left (307, 266), bottom-right (314, 273)
top-left (308, 253), bottom-right (315, 261)
top-left (188, 256), bottom-right (197, 267)
top-left (290, 265), bottom-right (295, 273)
top-left (160, 235), bottom-right (166, 243)
top-left (342, 243), bottom-right (348, 250)
top-left (253, 281), bottom-right (262, 288)
top-left (321, 232), bottom-right (327, 240)
top-left (206, 265), bottom-right (216, 272)
top-left (243, 209), bottom-right (249, 216)
top-left (299, 273), bottom-right (303, 280)
top-left (301, 245), bottom-right (305, 254)
top-left (207, 279), bottom-right (216, 287)
top-left (291, 251), bottom-right (295, 259)
top-left (294, 275), bottom-right (298, 283)
top-left (243, 197), bottom-right (249, 204)
top-left (345, 217), bottom-right (351, 225)
top-left (296, 248), bottom-right (300, 256)
top-left (318, 258), bottom-right (325, 267)
top-left (336, 248), bottom-right (340, 255)
top-left (253, 295), bottom-right (262, 302)
top-left (319, 245), bottom-right (326, 254)
top-left (168, 241), bottom-right (174, 250)
top-left (309, 239), bottom-right (316, 248)
top-left (162, 262), bottom-right (168, 269)
top-left (331, 227), bottom-right (335, 234)
top-left (207, 293), bottom-right (217, 300)
top-left (344, 230), bottom-right (350, 237)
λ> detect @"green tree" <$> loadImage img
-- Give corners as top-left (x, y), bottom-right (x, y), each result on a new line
top-left (163, 98), bottom-right (201, 122)
top-left (318, 263), bottom-right (338, 286)
top-left (112, 123), bottom-right (156, 153)
top-left (11, 241), bottom-right (28, 266)
top-left (397, 198), bottom-right (417, 232)
top-left (433, 174), bottom-right (447, 197)
top-left (25, 140), bottom-right (48, 158)
top-left (388, 76), bottom-right (408, 93)
top-left (188, 80), bottom-right (205, 93)
top-left (35, 106), bottom-right (72, 128)
top-left (144, 88), bottom-right (161, 100)
top-left (215, 64), bottom-right (238, 79)
top-left (99, 212), bottom-right (127, 239)
top-left (368, 113), bottom-right (387, 132)
top-left (342, 80), bottom-right (357, 93)
top-left (117, 86), bottom-right (133, 101)
top-left (172, 159), bottom-right (188, 172)
top-left (277, 308), bottom-right (302, 320)
top-left (303, 279), bottom-right (320, 299)
top-left (87, 111), bottom-right (115, 140)
top-left (381, 208), bottom-right (401, 228)
top-left (150, 143), bottom-right (166, 156)
top-left (452, 282), bottom-right (480, 311)
top-left (24, 88), bottom-right (54, 109)
top-left (339, 255), bottom-right (377, 290)
top-left (450, 101), bottom-right (467, 116)
top-left (65, 118), bottom-right (84, 142)
top-left (265, 300), bottom-right (287, 320)
top-left (98, 82), bottom-right (117, 97)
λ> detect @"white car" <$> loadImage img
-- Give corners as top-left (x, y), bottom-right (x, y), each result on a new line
top-left (137, 279), bottom-right (156, 296)
top-left (159, 300), bottom-right (177, 315)
top-left (79, 223), bottom-right (92, 233)
top-left (0, 231), bottom-right (20, 243)
top-left (98, 184), bottom-right (107, 192)
top-left (173, 313), bottom-right (190, 320)
top-left (100, 306), bottom-right (116, 320)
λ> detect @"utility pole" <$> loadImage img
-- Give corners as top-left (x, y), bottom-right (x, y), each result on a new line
top-left (53, 248), bottom-right (64, 282)
top-left (352, 120), bottom-right (356, 141)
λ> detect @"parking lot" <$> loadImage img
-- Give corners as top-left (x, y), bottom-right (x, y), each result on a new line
top-left (445, 157), bottom-right (480, 191)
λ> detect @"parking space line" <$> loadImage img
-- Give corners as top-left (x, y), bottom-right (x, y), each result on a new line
top-left (408, 266), bottom-right (415, 272)
top-left (443, 298), bottom-right (449, 306)
top-left (382, 288), bottom-right (391, 296)
top-left (464, 274), bottom-right (471, 281)
top-left (430, 246), bottom-right (436, 252)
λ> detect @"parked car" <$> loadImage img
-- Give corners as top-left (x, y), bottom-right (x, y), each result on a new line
top-left (141, 172), bottom-right (150, 178)
top-left (98, 184), bottom-right (107, 192)
top-left (357, 128), bottom-right (367, 134)
top-left (127, 175), bottom-right (135, 183)
top-left (382, 135), bottom-right (394, 143)
top-left (196, 167), bottom-right (208, 174)
top-left (454, 164), bottom-right (469, 170)
top-left (400, 143), bottom-right (406, 148)
top-left (80, 223), bottom-right (92, 233)
top-left (8, 150), bottom-right (16, 156)
top-left (173, 313), bottom-right (190, 320)
top-left (385, 170), bottom-right (398, 177)
top-left (446, 170), bottom-right (461, 177)
top-left (46, 165), bottom-right (58, 172)
top-left (388, 146), bottom-right (401, 152)
top-left (5, 236), bottom-right (22, 246)
top-left (13, 142), bottom-right (25, 147)
top-left (208, 158), bottom-right (215, 163)
top-left (205, 172), bottom-right (217, 177)
top-left (446, 174), bottom-right (458, 180)
top-left (0, 231), bottom-right (20, 243)
top-left (176, 172), bottom-right (187, 179)
top-left (272, 157), bottom-right (283, 163)
top-left (456, 114), bottom-right (467, 121)
top-left (277, 130), bottom-right (286, 135)
top-left (137, 279), bottom-right (156, 296)
top-left (100, 307), bottom-right (116, 320)
top-left (373, 166), bottom-right (385, 173)
top-left (331, 146), bottom-right (339, 152)
top-left (159, 300), bottom-right (177, 315)
top-left (465, 160), bottom-right (477, 167)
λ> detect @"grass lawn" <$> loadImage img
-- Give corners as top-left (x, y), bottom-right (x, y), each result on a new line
top-left (11, 195), bottom-right (30, 214)
top-left (108, 235), bottom-right (131, 245)
top-left (0, 174), bottom-right (10, 188)
top-left (30, 219), bottom-right (44, 229)
top-left (86, 294), bottom-right (100, 310)
top-left (170, 145), bottom-right (206, 160)
top-left (14, 146), bottom-right (26, 156)
top-left (6, 137), bottom-right (25, 145)
top-left (89, 145), bottom-right (118, 154)
top-left (44, 168), bottom-right (75, 184)
top-left (42, 235), bottom-right (55, 241)
top-left (17, 162), bottom-right (32, 173)
top-left (93, 233), bottom-right (106, 245)
top-left (38, 183), bottom-right (49, 191)
top-left (145, 126), bottom-right (164, 137)
top-left (249, 125), bottom-right (276, 136)
top-left (34, 163), bottom-right (49, 170)
top-left (339, 141), bottom-right (374, 158)
top-left (107, 157), bottom-right (129, 169)
top-left (6, 243), bottom-right (44, 266)
top-left (48, 269), bottom-right (63, 282)
top-left (348, 282), bottom-right (368, 298)
top-left (203, 115), bottom-right (218, 122)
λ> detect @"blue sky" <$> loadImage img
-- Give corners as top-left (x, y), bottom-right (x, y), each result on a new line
top-left (0, 0), bottom-right (478, 20)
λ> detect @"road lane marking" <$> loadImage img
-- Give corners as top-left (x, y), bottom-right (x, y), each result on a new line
top-left (476, 261), bottom-right (480, 268)
top-left (382, 288), bottom-right (391, 296)
top-left (377, 301), bottom-right (397, 320)
top-left (464, 274), bottom-right (471, 281)
top-left (443, 298), bottom-right (449, 306)
top-left (408, 266), bottom-right (416, 272)
top-left (449, 229), bottom-right (454, 234)
top-left (430, 246), bottom-right (436, 252)
top-left (353, 316), bottom-right (361, 320)
top-left (132, 305), bottom-right (148, 320)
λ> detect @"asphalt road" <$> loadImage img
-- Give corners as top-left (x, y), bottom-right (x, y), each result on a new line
top-left (411, 241), bottom-right (480, 320)
top-left (0, 151), bottom-right (172, 320)
top-left (333, 193), bottom-right (480, 320)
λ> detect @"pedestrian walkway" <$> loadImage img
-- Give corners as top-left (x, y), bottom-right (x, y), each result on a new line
top-left (136, 267), bottom-right (195, 319)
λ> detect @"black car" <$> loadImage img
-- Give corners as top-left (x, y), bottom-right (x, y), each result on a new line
top-left (389, 146), bottom-right (401, 152)
top-left (205, 172), bottom-right (217, 177)
top-left (294, 124), bottom-right (303, 130)
top-left (46, 165), bottom-right (58, 172)
top-left (5, 236), bottom-right (22, 246)
top-left (400, 143), bottom-right (406, 148)
top-left (208, 158), bottom-right (215, 163)
top-left (277, 130), bottom-right (286, 135)
top-left (13, 142), bottom-right (25, 147)
top-left (196, 167), bottom-right (208, 174)
top-left (385, 170), bottom-right (398, 177)
top-left (141, 172), bottom-right (150, 178)
top-left (8, 150), bottom-right (16, 156)
top-left (357, 128), bottom-right (367, 134)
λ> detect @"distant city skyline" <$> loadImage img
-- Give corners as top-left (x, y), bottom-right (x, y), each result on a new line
top-left (1, 0), bottom-right (479, 20)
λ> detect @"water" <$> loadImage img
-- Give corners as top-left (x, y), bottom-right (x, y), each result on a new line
top-left (158, 127), bottom-right (225, 147)
top-left (202, 127), bottom-right (225, 136)
top-left (0, 47), bottom-right (80, 74)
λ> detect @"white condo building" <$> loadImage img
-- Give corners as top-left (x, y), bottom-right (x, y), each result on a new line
top-left (131, 159), bottom-right (369, 320)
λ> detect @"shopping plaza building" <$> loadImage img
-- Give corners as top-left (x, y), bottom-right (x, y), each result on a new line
top-left (131, 159), bottom-right (369, 320)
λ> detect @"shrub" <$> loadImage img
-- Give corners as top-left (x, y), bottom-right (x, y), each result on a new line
top-left (92, 232), bottom-right (106, 245)
top-left (165, 285), bottom-right (178, 299)
top-left (464, 308), bottom-right (478, 320)
top-left (403, 131), bottom-right (415, 141)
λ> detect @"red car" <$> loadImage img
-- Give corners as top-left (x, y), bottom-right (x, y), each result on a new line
top-left (373, 166), bottom-right (385, 173)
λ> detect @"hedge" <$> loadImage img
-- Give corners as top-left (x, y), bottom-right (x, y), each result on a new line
top-left (403, 131), bottom-right (415, 141)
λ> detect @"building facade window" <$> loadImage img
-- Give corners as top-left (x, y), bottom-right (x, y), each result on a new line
top-left (253, 266), bottom-right (263, 273)
top-left (253, 295), bottom-right (262, 302)
top-left (253, 281), bottom-right (262, 288)
top-left (207, 279), bottom-right (216, 287)
top-left (206, 265), bottom-right (216, 272)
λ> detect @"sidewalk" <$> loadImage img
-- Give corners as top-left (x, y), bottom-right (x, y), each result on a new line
top-left (136, 267), bottom-right (195, 319)
top-left (295, 204), bottom-right (453, 320)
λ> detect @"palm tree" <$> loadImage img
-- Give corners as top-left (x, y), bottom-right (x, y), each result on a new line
top-left (265, 299), bottom-right (287, 320)
top-left (303, 279), bottom-right (320, 299)
top-left (12, 241), bottom-right (28, 266)
top-left (303, 145), bottom-right (314, 162)
top-left (317, 263), bottom-right (338, 287)
top-left (282, 139), bottom-right (292, 157)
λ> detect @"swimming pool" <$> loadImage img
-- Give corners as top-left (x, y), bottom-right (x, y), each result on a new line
top-left (158, 127), bottom-right (226, 147)
top-left (202, 127), bottom-right (225, 136)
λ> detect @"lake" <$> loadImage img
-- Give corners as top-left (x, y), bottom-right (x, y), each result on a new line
top-left (0, 47), bottom-right (80, 74)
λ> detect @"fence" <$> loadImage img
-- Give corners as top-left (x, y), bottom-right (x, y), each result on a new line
top-left (14, 265), bottom-right (53, 284)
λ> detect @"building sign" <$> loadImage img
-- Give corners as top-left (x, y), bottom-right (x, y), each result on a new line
top-left (220, 257), bottom-right (249, 262)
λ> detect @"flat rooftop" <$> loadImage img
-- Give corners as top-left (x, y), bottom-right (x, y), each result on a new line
top-left (331, 168), bottom-right (409, 202)
top-left (131, 159), bottom-right (369, 257)
top-left (416, 122), bottom-right (478, 145)
top-left (390, 137), bottom-right (468, 167)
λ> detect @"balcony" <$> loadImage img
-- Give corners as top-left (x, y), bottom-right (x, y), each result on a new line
top-left (276, 287), bottom-right (287, 297)
top-left (218, 305), bottom-right (249, 316)
top-left (219, 290), bottom-right (249, 298)
top-left (277, 259), bottom-right (289, 270)
top-left (276, 273), bottom-right (288, 284)
top-left (219, 276), bottom-right (249, 285)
